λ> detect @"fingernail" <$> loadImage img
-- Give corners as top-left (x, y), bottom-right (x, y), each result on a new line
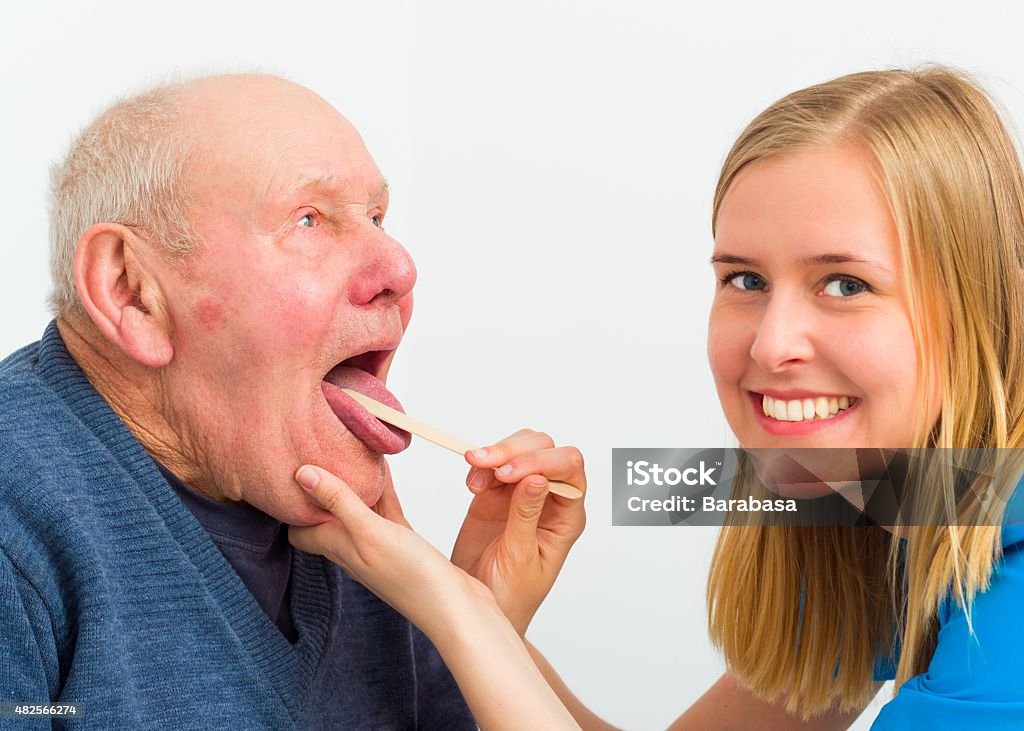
top-left (468, 471), bottom-right (486, 490)
top-left (526, 477), bottom-right (548, 497)
top-left (495, 464), bottom-right (513, 478)
top-left (296, 466), bottom-right (320, 491)
top-left (470, 448), bottom-right (489, 460)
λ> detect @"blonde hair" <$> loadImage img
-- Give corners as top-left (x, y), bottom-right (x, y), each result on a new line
top-left (48, 81), bottom-right (199, 316)
top-left (706, 67), bottom-right (1024, 717)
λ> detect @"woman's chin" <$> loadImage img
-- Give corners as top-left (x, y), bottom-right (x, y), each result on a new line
top-left (761, 480), bottom-right (838, 499)
top-left (747, 447), bottom-right (885, 499)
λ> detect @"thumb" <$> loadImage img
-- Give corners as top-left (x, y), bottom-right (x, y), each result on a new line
top-left (505, 475), bottom-right (550, 549)
top-left (295, 464), bottom-right (371, 531)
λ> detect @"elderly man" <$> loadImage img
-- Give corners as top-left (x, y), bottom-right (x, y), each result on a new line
top-left (0, 74), bottom-right (585, 729)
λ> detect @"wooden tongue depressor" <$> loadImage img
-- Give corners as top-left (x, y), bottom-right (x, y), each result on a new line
top-left (341, 389), bottom-right (583, 500)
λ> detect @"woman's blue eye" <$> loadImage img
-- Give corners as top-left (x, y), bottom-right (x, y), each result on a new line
top-left (371, 215), bottom-right (383, 228)
top-left (822, 278), bottom-right (867, 297)
top-left (729, 273), bottom-right (766, 291)
top-left (297, 213), bottom-right (315, 228)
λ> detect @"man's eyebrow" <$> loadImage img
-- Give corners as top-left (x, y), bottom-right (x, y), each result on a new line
top-left (291, 175), bottom-right (390, 202)
top-left (710, 251), bottom-right (894, 274)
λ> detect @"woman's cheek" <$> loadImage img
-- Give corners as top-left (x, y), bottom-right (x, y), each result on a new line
top-left (839, 312), bottom-right (915, 398)
top-left (707, 312), bottom-right (750, 387)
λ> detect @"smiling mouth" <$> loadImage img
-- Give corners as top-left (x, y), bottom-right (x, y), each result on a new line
top-left (755, 393), bottom-right (860, 423)
top-left (321, 350), bottom-right (412, 454)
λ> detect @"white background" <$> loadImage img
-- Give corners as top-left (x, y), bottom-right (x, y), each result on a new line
top-left (3, 2), bottom-right (1023, 727)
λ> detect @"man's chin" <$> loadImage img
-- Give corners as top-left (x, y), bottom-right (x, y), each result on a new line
top-left (287, 503), bottom-right (342, 527)
top-left (283, 476), bottom-right (385, 528)
top-left (322, 455), bottom-right (388, 504)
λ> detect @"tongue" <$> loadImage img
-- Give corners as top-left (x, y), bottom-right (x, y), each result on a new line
top-left (321, 366), bottom-right (412, 455)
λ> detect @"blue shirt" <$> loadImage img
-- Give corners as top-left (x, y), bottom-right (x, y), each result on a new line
top-left (160, 464), bottom-right (298, 643)
top-left (872, 504), bottom-right (1024, 727)
top-left (0, 321), bottom-right (476, 729)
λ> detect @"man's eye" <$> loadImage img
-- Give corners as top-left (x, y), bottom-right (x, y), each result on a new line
top-left (371, 215), bottom-right (383, 228)
top-left (822, 277), bottom-right (869, 297)
top-left (297, 213), bottom-right (316, 228)
top-left (727, 272), bottom-right (766, 291)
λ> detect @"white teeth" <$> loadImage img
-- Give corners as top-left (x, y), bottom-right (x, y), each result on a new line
top-left (760, 394), bottom-right (856, 423)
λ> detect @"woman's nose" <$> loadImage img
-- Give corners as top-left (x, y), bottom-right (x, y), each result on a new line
top-left (748, 293), bottom-right (815, 372)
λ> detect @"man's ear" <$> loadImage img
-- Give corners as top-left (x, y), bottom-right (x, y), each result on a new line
top-left (73, 223), bottom-right (174, 368)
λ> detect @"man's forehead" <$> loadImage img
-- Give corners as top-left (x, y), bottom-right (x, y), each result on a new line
top-left (177, 75), bottom-right (385, 199)
top-left (269, 174), bottom-right (390, 205)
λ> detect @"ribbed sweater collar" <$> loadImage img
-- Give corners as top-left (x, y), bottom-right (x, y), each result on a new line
top-left (34, 320), bottom-right (334, 725)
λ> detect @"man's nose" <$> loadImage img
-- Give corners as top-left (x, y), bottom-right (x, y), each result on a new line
top-left (748, 292), bottom-right (815, 372)
top-left (348, 233), bottom-right (418, 308)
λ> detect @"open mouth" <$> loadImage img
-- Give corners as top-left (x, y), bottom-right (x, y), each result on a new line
top-left (747, 391), bottom-right (861, 435)
top-left (759, 393), bottom-right (859, 423)
top-left (321, 349), bottom-right (412, 455)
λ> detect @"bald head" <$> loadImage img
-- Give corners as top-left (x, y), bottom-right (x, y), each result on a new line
top-left (178, 73), bottom-right (335, 117)
top-left (52, 71), bottom-right (413, 522)
top-left (172, 75), bottom-right (373, 232)
top-left (48, 73), bottom-right (358, 317)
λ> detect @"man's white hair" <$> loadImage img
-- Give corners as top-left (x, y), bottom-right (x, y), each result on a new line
top-left (47, 81), bottom-right (199, 316)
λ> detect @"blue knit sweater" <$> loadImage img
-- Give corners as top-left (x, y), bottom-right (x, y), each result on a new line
top-left (0, 322), bottom-right (476, 730)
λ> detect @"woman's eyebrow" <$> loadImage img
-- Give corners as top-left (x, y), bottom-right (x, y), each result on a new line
top-left (802, 253), bottom-right (895, 274)
top-left (710, 252), bottom-right (894, 275)
top-left (710, 253), bottom-right (756, 266)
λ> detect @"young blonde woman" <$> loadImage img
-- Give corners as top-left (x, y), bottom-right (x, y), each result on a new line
top-left (288, 66), bottom-right (1024, 729)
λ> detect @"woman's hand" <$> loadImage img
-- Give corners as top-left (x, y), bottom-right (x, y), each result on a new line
top-left (288, 463), bottom-right (495, 642)
top-left (287, 462), bottom-right (582, 731)
top-left (453, 429), bottom-right (588, 635)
